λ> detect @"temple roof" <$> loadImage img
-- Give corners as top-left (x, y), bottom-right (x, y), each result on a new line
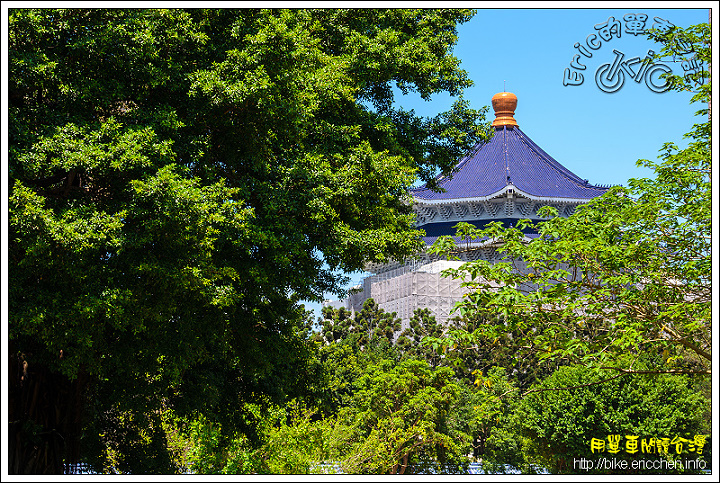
top-left (411, 92), bottom-right (609, 203)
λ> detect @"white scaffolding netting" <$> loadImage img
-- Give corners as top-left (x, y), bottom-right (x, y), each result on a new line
top-left (347, 260), bottom-right (471, 329)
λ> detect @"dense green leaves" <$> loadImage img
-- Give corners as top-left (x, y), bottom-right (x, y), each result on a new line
top-left (337, 358), bottom-right (468, 474)
top-left (8, 8), bottom-right (486, 473)
top-left (396, 308), bottom-right (445, 366)
top-left (516, 364), bottom-right (709, 474)
top-left (156, 295), bottom-right (710, 475)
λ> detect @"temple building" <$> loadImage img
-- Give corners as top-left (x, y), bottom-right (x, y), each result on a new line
top-left (326, 92), bottom-right (609, 328)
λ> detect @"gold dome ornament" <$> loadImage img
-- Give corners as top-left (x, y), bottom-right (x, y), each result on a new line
top-left (491, 91), bottom-right (518, 127)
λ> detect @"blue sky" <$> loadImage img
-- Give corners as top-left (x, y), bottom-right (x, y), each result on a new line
top-left (406, 7), bottom-right (709, 185)
top-left (308, 5), bottom-right (712, 318)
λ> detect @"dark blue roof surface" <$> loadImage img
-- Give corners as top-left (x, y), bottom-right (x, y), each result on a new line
top-left (411, 126), bottom-right (609, 201)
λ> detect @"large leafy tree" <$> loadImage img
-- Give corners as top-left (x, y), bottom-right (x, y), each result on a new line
top-left (464, 362), bottom-right (710, 475)
top-left (8, 8), bottom-right (488, 473)
top-left (335, 358), bottom-right (469, 475)
top-left (515, 363), bottom-right (709, 474)
top-left (428, 22), bottom-right (710, 379)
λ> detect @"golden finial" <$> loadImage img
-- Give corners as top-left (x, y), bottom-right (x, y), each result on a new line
top-left (491, 91), bottom-right (518, 127)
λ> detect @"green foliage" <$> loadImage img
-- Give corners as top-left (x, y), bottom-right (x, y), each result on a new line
top-left (166, 299), bottom-right (711, 475)
top-left (648, 22), bottom-right (710, 103)
top-left (396, 308), bottom-right (445, 367)
top-left (421, 310), bottom-right (559, 390)
top-left (9, 8), bottom-right (487, 473)
top-left (472, 367), bottom-right (536, 474)
top-left (515, 364), bottom-right (710, 474)
top-left (307, 341), bottom-right (366, 415)
top-left (161, 346), bottom-right (477, 475)
top-left (356, 298), bottom-right (402, 351)
top-left (319, 306), bottom-right (356, 344)
top-left (318, 298), bottom-right (401, 352)
top-left (163, 400), bottom-right (341, 475)
top-left (336, 358), bottom-right (470, 474)
top-left (252, 404), bottom-right (337, 475)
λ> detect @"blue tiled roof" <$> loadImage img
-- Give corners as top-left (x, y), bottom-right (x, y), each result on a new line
top-left (411, 126), bottom-right (609, 201)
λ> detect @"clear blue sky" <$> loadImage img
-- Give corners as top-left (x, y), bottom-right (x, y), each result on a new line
top-left (405, 7), bottom-right (709, 185)
top-left (307, 6), bottom-right (711, 319)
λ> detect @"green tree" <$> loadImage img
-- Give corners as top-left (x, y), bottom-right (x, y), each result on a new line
top-left (356, 298), bottom-right (402, 351)
top-left (163, 399), bottom-right (340, 475)
top-left (319, 305), bottom-right (355, 344)
top-left (306, 339), bottom-right (366, 416)
top-left (471, 366), bottom-right (535, 473)
top-left (165, 330), bottom-right (483, 474)
top-left (427, 22), bottom-right (710, 378)
top-left (318, 298), bottom-right (402, 351)
top-left (8, 8), bottom-right (488, 473)
top-left (421, 310), bottom-right (559, 390)
top-left (337, 358), bottom-right (470, 474)
top-left (396, 308), bottom-right (445, 366)
top-left (515, 363), bottom-right (710, 474)
top-left (250, 403), bottom-right (338, 475)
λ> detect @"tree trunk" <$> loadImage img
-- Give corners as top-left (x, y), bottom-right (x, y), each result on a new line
top-left (8, 341), bottom-right (86, 474)
top-left (398, 454), bottom-right (409, 475)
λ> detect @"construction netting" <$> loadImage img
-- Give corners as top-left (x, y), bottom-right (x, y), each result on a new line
top-left (348, 260), bottom-right (470, 329)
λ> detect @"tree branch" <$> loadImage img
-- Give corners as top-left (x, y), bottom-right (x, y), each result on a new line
top-left (599, 366), bottom-right (711, 375)
top-left (660, 324), bottom-right (712, 362)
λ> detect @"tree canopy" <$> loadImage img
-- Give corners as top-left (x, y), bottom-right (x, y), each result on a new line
top-left (163, 302), bottom-right (709, 475)
top-left (8, 8), bottom-right (489, 473)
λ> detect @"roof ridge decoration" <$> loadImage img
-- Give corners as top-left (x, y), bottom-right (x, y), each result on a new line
top-left (504, 126), bottom-right (510, 185)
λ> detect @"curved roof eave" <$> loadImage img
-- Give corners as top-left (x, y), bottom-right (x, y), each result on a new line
top-left (412, 185), bottom-right (605, 206)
